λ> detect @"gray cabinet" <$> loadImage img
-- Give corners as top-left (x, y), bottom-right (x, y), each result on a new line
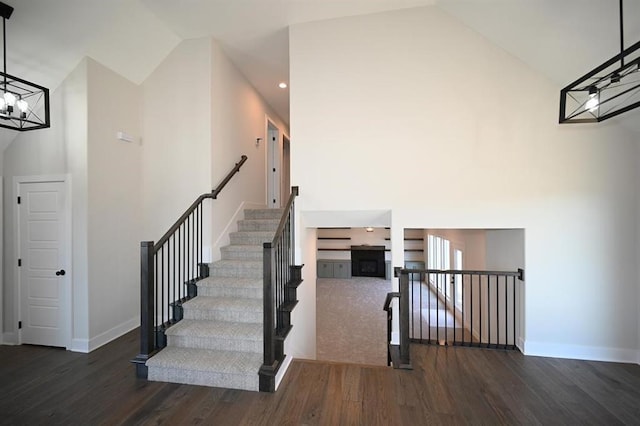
top-left (333, 261), bottom-right (351, 278)
top-left (317, 260), bottom-right (334, 278)
top-left (317, 260), bottom-right (351, 278)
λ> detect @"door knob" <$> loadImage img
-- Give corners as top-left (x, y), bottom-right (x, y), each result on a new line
top-left (56, 269), bottom-right (66, 276)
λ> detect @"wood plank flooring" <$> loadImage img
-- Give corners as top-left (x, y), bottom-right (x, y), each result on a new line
top-left (1, 329), bottom-right (639, 425)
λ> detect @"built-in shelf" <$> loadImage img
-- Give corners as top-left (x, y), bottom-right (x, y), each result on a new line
top-left (384, 238), bottom-right (424, 241)
top-left (318, 227), bottom-right (351, 230)
top-left (317, 248), bottom-right (351, 251)
top-left (317, 237), bottom-right (351, 240)
top-left (404, 249), bottom-right (424, 252)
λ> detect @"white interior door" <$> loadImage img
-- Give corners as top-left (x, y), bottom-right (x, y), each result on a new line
top-left (267, 121), bottom-right (281, 208)
top-left (18, 180), bottom-right (70, 348)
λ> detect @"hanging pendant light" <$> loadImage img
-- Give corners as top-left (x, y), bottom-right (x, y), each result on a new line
top-left (559, 0), bottom-right (640, 124)
top-left (0, 1), bottom-right (50, 131)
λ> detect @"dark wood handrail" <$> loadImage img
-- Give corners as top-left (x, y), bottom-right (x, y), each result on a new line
top-left (408, 268), bottom-right (524, 280)
top-left (154, 155), bottom-right (247, 250)
top-left (383, 292), bottom-right (400, 312)
top-left (267, 186), bottom-right (299, 248)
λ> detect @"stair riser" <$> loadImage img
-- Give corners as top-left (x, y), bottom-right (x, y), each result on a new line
top-left (209, 266), bottom-right (262, 279)
top-left (237, 220), bottom-right (280, 232)
top-left (148, 367), bottom-right (258, 392)
top-left (244, 209), bottom-right (284, 220)
top-left (197, 286), bottom-right (262, 299)
top-left (167, 335), bottom-right (262, 353)
top-left (230, 233), bottom-right (274, 245)
top-left (184, 309), bottom-right (262, 323)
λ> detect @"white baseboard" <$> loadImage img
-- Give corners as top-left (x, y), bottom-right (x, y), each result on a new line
top-left (275, 354), bottom-right (293, 391)
top-left (390, 331), bottom-right (400, 345)
top-left (2, 332), bottom-right (17, 345)
top-left (71, 316), bottom-right (139, 353)
top-left (523, 340), bottom-right (639, 364)
top-left (517, 337), bottom-right (525, 352)
top-left (211, 201), bottom-right (266, 261)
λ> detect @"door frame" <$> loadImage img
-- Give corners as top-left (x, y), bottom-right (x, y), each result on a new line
top-left (14, 174), bottom-right (72, 349)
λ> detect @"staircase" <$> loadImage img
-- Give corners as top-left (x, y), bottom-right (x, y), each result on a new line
top-left (146, 208), bottom-right (283, 391)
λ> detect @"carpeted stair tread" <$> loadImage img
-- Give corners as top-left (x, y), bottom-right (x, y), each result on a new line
top-left (229, 231), bottom-right (276, 245)
top-left (184, 296), bottom-right (262, 311)
top-left (220, 245), bottom-right (263, 260)
top-left (166, 319), bottom-right (262, 340)
top-left (244, 209), bottom-right (284, 220)
top-left (197, 276), bottom-right (262, 298)
top-left (197, 276), bottom-right (262, 289)
top-left (238, 219), bottom-right (281, 232)
top-left (209, 260), bottom-right (263, 279)
top-left (147, 346), bottom-right (262, 373)
top-left (146, 347), bottom-right (262, 391)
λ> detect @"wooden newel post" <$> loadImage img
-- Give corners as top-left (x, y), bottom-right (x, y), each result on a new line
top-left (132, 241), bottom-right (155, 378)
top-left (259, 242), bottom-right (277, 391)
top-left (399, 270), bottom-right (411, 367)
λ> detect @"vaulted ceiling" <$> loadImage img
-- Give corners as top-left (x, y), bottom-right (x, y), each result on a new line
top-left (2, 0), bottom-right (639, 146)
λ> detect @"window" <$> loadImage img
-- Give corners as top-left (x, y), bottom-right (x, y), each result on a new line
top-left (427, 234), bottom-right (465, 308)
top-left (454, 248), bottom-right (463, 309)
top-left (427, 234), bottom-right (451, 297)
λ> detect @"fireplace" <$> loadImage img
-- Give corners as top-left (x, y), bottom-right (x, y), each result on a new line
top-left (351, 245), bottom-right (385, 278)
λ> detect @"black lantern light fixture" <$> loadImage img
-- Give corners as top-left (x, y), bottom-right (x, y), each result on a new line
top-left (0, 1), bottom-right (50, 131)
top-left (559, 0), bottom-right (640, 124)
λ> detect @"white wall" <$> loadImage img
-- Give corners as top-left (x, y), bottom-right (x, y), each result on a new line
top-left (85, 58), bottom-right (143, 350)
top-left (485, 230), bottom-right (525, 271)
top-left (141, 38), bottom-right (213, 242)
top-left (290, 7), bottom-right (639, 363)
top-left (210, 40), bottom-right (288, 257)
top-left (2, 59), bottom-right (89, 345)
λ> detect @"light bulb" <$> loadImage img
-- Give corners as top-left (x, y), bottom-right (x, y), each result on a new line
top-left (4, 92), bottom-right (16, 106)
top-left (585, 86), bottom-right (599, 112)
top-left (585, 95), bottom-right (599, 112)
top-left (16, 99), bottom-right (28, 118)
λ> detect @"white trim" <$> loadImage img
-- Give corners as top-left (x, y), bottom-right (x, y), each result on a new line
top-left (275, 354), bottom-right (293, 391)
top-left (391, 330), bottom-right (400, 345)
top-left (71, 316), bottom-right (139, 353)
top-left (14, 174), bottom-right (73, 349)
top-left (517, 336), bottom-right (525, 352)
top-left (523, 340), bottom-right (639, 364)
top-left (211, 201), bottom-right (266, 261)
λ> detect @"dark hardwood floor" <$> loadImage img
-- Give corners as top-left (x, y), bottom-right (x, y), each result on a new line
top-left (1, 329), bottom-right (639, 425)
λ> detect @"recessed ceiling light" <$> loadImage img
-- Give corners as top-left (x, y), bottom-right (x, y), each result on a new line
top-left (278, 82), bottom-right (287, 89)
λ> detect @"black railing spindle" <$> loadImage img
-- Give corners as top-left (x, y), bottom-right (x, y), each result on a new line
top-left (132, 155), bottom-right (248, 378)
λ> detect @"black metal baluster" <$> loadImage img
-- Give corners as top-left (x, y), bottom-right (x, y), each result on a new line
top-left (160, 246), bottom-right (164, 330)
top-left (154, 252), bottom-right (158, 348)
top-left (452, 273), bottom-right (456, 345)
top-left (504, 275), bottom-right (508, 349)
top-left (487, 275), bottom-right (491, 347)
top-left (419, 271), bottom-right (423, 342)
top-left (191, 212), bottom-right (195, 281)
top-left (479, 275), bottom-right (482, 347)
top-left (461, 273), bottom-right (465, 346)
top-left (513, 275), bottom-right (516, 349)
top-left (199, 204), bottom-right (203, 275)
top-left (436, 273), bottom-right (440, 344)
top-left (496, 275), bottom-right (500, 348)
top-left (470, 274), bottom-right (474, 346)
top-left (444, 272), bottom-right (448, 345)
top-left (428, 272), bottom-right (431, 343)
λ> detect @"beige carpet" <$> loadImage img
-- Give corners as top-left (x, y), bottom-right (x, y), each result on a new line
top-left (316, 277), bottom-right (391, 366)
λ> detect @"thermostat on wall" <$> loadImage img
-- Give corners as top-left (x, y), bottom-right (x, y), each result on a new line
top-left (116, 131), bottom-right (135, 143)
